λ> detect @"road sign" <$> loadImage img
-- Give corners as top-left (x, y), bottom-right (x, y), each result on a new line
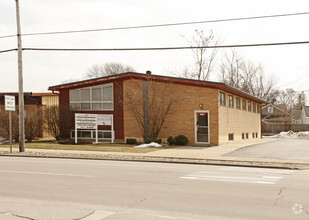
top-left (5, 95), bottom-right (15, 111)
top-left (75, 113), bottom-right (97, 129)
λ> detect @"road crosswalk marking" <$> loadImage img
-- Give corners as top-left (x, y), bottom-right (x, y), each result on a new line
top-left (181, 167), bottom-right (295, 185)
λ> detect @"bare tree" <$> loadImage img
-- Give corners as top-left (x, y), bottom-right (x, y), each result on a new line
top-left (25, 108), bottom-right (42, 142)
top-left (44, 106), bottom-right (74, 140)
top-left (276, 88), bottom-right (299, 112)
top-left (179, 29), bottom-right (220, 81)
top-left (85, 62), bottom-right (135, 79)
top-left (120, 77), bottom-right (182, 140)
top-left (219, 49), bottom-right (277, 102)
top-left (294, 91), bottom-right (306, 110)
top-left (219, 49), bottom-right (243, 88)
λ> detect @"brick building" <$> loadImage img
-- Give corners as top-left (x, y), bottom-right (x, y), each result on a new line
top-left (48, 72), bottom-right (265, 146)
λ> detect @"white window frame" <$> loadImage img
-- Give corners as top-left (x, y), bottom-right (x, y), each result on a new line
top-left (69, 83), bottom-right (114, 111)
top-left (70, 130), bottom-right (113, 140)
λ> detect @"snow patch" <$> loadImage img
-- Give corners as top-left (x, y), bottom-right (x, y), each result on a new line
top-left (134, 142), bottom-right (162, 148)
top-left (267, 131), bottom-right (309, 139)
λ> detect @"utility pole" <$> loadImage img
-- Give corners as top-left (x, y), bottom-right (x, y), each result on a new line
top-left (15, 0), bottom-right (25, 152)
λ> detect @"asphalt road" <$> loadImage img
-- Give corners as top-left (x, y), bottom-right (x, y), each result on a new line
top-left (225, 138), bottom-right (309, 161)
top-left (0, 157), bottom-right (308, 220)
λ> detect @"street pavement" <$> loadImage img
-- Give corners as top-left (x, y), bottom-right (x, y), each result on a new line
top-left (1, 138), bottom-right (309, 169)
top-left (0, 157), bottom-right (308, 219)
top-left (225, 138), bottom-right (309, 161)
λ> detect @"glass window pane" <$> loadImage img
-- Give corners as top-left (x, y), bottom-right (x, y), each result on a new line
top-left (70, 103), bottom-right (80, 110)
top-left (103, 103), bottom-right (113, 110)
top-left (103, 85), bottom-right (113, 101)
top-left (98, 132), bottom-right (104, 139)
top-left (70, 90), bottom-right (80, 101)
top-left (92, 87), bottom-right (102, 101)
top-left (81, 131), bottom-right (91, 138)
top-left (81, 103), bottom-right (90, 110)
top-left (92, 103), bottom-right (102, 110)
top-left (81, 88), bottom-right (90, 101)
top-left (104, 132), bottom-right (112, 139)
top-left (198, 114), bottom-right (207, 126)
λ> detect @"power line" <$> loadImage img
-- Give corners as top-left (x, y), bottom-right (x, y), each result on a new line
top-left (277, 75), bottom-right (309, 88)
top-left (21, 40), bottom-right (309, 52)
top-left (1, 11), bottom-right (309, 39)
top-left (0, 48), bottom-right (17, 53)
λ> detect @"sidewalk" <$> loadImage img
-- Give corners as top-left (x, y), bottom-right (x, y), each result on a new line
top-left (1, 138), bottom-right (309, 170)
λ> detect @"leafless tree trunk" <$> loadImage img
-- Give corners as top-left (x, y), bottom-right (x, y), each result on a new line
top-left (179, 29), bottom-right (220, 81)
top-left (119, 77), bottom-right (182, 140)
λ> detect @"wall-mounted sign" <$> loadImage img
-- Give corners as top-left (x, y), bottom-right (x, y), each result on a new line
top-left (5, 95), bottom-right (15, 111)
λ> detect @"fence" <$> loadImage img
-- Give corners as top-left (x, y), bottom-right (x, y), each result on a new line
top-left (262, 123), bottom-right (309, 134)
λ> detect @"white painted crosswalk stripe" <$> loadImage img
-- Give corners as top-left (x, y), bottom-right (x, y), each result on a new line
top-left (180, 167), bottom-right (295, 185)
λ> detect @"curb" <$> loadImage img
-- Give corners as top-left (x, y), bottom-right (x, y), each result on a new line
top-left (1, 151), bottom-right (308, 170)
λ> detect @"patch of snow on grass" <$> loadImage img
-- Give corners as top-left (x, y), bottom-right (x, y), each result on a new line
top-left (134, 142), bottom-right (162, 148)
top-left (270, 131), bottom-right (309, 139)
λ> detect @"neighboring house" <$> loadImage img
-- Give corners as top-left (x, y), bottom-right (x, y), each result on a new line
top-left (291, 109), bottom-right (302, 124)
top-left (33, 92), bottom-right (59, 107)
top-left (49, 72), bottom-right (266, 146)
top-left (300, 106), bottom-right (309, 124)
top-left (261, 103), bottom-right (292, 124)
top-left (0, 92), bottom-right (42, 138)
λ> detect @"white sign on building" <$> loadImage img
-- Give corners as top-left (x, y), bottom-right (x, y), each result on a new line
top-left (75, 113), bottom-right (97, 129)
top-left (97, 114), bottom-right (112, 125)
top-left (5, 95), bottom-right (15, 111)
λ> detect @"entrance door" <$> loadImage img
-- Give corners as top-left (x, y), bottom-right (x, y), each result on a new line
top-left (195, 111), bottom-right (209, 144)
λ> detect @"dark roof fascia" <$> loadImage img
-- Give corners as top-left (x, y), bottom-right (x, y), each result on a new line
top-left (48, 72), bottom-right (266, 104)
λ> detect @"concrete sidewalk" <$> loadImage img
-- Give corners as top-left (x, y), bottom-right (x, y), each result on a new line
top-left (1, 138), bottom-right (309, 170)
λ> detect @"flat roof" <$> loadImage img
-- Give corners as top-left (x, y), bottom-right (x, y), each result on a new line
top-left (49, 72), bottom-right (266, 104)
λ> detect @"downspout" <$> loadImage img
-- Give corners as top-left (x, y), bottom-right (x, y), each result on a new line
top-left (142, 71), bottom-right (151, 140)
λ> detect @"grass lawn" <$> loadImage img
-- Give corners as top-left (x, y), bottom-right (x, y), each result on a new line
top-left (0, 142), bottom-right (174, 153)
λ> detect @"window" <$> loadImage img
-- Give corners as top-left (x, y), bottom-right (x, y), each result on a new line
top-left (252, 133), bottom-right (255, 138)
top-left (253, 103), bottom-right (256, 113)
top-left (248, 101), bottom-right (251, 111)
top-left (246, 133), bottom-right (249, 139)
top-left (256, 132), bottom-right (258, 138)
top-left (69, 83), bottom-right (113, 111)
top-left (219, 92), bottom-right (226, 106)
top-left (228, 95), bottom-right (233, 107)
top-left (242, 99), bottom-right (246, 111)
top-left (228, 133), bottom-right (234, 141)
top-left (242, 133), bottom-right (245, 139)
top-left (71, 130), bottom-right (112, 139)
top-left (236, 97), bottom-right (240, 109)
top-left (268, 106), bottom-right (273, 113)
top-left (257, 104), bottom-right (260, 113)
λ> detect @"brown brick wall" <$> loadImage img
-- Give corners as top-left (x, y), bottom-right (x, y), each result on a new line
top-left (58, 79), bottom-right (125, 140)
top-left (123, 79), bottom-right (220, 145)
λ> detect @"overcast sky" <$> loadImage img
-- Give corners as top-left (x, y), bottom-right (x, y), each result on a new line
top-left (0, 0), bottom-right (309, 97)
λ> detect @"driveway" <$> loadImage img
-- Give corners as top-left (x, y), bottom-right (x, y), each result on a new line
top-left (224, 138), bottom-right (309, 161)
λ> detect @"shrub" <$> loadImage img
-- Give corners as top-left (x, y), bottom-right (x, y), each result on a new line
top-left (167, 136), bottom-right (175, 145)
top-left (126, 138), bottom-right (138, 145)
top-left (25, 109), bottom-right (42, 142)
top-left (174, 135), bottom-right (189, 145)
top-left (144, 138), bottom-right (162, 144)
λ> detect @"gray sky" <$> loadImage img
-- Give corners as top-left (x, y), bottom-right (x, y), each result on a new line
top-left (0, 0), bottom-right (309, 97)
